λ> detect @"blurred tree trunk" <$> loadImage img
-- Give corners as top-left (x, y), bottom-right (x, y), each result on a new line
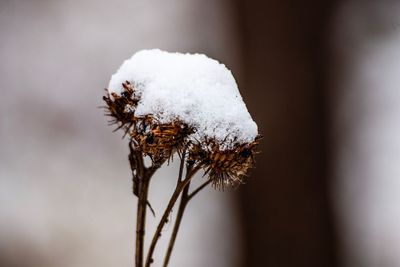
top-left (235, 1), bottom-right (338, 266)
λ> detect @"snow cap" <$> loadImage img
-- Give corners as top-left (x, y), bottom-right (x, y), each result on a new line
top-left (108, 49), bottom-right (258, 150)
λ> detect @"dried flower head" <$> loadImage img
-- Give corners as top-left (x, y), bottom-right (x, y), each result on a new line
top-left (103, 81), bottom-right (191, 163)
top-left (187, 136), bottom-right (261, 189)
top-left (103, 49), bottom-right (260, 188)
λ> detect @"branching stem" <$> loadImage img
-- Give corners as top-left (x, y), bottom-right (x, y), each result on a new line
top-left (129, 142), bottom-right (163, 267)
top-left (162, 178), bottom-right (212, 267)
top-left (129, 144), bottom-right (210, 267)
top-left (145, 163), bottom-right (201, 267)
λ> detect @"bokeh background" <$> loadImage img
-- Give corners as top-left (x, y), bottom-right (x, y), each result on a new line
top-left (1, 0), bottom-right (400, 266)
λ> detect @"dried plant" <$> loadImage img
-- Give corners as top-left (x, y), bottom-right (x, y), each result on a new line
top-left (102, 49), bottom-right (260, 267)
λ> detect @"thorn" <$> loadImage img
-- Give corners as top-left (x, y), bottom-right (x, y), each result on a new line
top-left (147, 201), bottom-right (156, 217)
top-left (113, 124), bottom-right (125, 132)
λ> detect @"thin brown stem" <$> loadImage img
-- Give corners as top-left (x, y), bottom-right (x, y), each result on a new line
top-left (162, 178), bottom-right (211, 267)
top-left (145, 164), bottom-right (201, 267)
top-left (129, 142), bottom-right (162, 267)
top-left (187, 179), bottom-right (212, 201)
top-left (177, 148), bottom-right (186, 184)
top-left (135, 175), bottom-right (149, 267)
top-left (161, 150), bottom-right (189, 267)
top-left (162, 181), bottom-right (190, 267)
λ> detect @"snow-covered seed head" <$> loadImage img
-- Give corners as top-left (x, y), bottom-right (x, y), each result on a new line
top-left (104, 49), bottom-right (260, 188)
top-left (104, 81), bottom-right (191, 163)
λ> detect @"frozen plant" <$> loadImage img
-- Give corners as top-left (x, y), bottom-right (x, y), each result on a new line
top-left (103, 49), bottom-right (261, 267)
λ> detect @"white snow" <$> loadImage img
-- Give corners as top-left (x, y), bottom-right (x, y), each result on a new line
top-left (108, 49), bottom-right (258, 149)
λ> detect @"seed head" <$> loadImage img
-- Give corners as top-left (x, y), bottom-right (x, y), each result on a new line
top-left (103, 50), bottom-right (261, 188)
top-left (188, 136), bottom-right (261, 190)
top-left (103, 81), bottom-right (191, 163)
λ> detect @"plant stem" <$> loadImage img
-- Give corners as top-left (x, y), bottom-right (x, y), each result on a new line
top-left (162, 182), bottom-right (189, 267)
top-left (162, 179), bottom-right (212, 267)
top-left (129, 142), bottom-right (162, 267)
top-left (136, 175), bottom-right (149, 267)
top-left (145, 164), bottom-right (201, 267)
top-left (187, 179), bottom-right (212, 201)
top-left (177, 149), bottom-right (186, 185)
top-left (162, 149), bottom-right (189, 267)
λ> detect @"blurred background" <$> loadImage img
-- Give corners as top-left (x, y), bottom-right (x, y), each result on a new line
top-left (1, 0), bottom-right (400, 266)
